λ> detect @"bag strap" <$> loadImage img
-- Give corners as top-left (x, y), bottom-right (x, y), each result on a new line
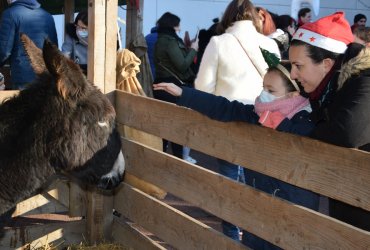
top-left (158, 61), bottom-right (186, 85)
top-left (231, 34), bottom-right (266, 78)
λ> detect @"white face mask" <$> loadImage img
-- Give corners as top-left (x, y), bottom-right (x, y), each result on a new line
top-left (76, 30), bottom-right (88, 46)
top-left (258, 90), bottom-right (286, 103)
top-left (77, 30), bottom-right (88, 38)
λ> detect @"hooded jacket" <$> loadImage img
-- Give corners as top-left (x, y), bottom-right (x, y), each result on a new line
top-left (0, 0), bottom-right (58, 89)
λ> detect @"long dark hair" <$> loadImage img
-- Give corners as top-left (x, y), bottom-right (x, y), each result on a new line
top-left (157, 12), bottom-right (180, 30)
top-left (75, 10), bottom-right (88, 26)
top-left (217, 0), bottom-right (261, 34)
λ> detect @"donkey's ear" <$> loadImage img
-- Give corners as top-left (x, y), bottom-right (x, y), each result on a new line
top-left (42, 38), bottom-right (88, 99)
top-left (20, 33), bottom-right (49, 75)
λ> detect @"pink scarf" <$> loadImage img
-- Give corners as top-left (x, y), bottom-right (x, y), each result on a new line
top-left (254, 95), bottom-right (310, 119)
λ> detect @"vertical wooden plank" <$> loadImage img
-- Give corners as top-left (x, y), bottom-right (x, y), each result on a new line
top-left (125, 0), bottom-right (143, 48)
top-left (69, 182), bottom-right (87, 217)
top-left (85, 0), bottom-right (115, 244)
top-left (87, 0), bottom-right (106, 91)
top-left (64, 0), bottom-right (75, 27)
top-left (105, 0), bottom-right (118, 93)
top-left (63, 0), bottom-right (75, 41)
top-left (86, 189), bottom-right (114, 244)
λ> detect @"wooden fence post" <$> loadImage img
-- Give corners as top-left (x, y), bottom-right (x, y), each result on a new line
top-left (86, 0), bottom-right (118, 244)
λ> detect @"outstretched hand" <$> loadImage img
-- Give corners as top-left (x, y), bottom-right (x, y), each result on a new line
top-left (153, 82), bottom-right (183, 97)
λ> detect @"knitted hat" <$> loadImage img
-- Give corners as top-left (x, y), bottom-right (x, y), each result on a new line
top-left (292, 12), bottom-right (354, 54)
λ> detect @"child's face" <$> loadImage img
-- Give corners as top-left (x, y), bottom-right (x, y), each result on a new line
top-left (263, 71), bottom-right (289, 98)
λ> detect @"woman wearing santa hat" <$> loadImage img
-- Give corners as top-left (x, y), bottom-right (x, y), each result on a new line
top-left (289, 12), bottom-right (370, 231)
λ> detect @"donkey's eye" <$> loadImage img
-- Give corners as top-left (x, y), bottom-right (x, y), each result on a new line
top-left (98, 121), bottom-right (108, 128)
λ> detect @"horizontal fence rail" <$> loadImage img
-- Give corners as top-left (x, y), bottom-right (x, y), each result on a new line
top-left (115, 90), bottom-right (370, 249)
top-left (115, 90), bottom-right (370, 212)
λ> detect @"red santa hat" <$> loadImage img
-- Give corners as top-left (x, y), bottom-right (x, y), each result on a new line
top-left (292, 12), bottom-right (354, 54)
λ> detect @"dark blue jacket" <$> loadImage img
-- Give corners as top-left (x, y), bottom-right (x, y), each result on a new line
top-left (0, 0), bottom-right (58, 89)
top-left (145, 27), bottom-right (158, 79)
top-left (178, 87), bottom-right (315, 136)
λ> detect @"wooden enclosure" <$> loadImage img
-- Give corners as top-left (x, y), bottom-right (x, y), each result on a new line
top-left (1, 89), bottom-right (369, 249)
top-left (0, 0), bottom-right (369, 248)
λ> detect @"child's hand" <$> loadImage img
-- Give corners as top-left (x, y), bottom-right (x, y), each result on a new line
top-left (153, 83), bottom-right (183, 97)
top-left (259, 110), bottom-right (285, 129)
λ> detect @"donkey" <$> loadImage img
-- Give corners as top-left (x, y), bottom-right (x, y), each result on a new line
top-left (0, 34), bottom-right (125, 216)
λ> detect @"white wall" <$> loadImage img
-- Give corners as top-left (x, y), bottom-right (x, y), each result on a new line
top-left (142, 0), bottom-right (370, 40)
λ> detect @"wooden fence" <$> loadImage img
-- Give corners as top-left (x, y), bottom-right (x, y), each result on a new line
top-left (0, 90), bottom-right (369, 249)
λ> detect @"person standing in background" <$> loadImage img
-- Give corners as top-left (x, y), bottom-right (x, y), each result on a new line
top-left (297, 7), bottom-right (312, 27)
top-left (351, 13), bottom-right (367, 32)
top-left (353, 26), bottom-right (370, 47)
top-left (153, 12), bottom-right (198, 164)
top-left (62, 11), bottom-right (89, 74)
top-left (0, 0), bottom-right (58, 90)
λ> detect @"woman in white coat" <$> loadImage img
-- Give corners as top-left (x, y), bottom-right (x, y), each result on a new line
top-left (195, 1), bottom-right (280, 105)
top-left (193, 0), bottom-right (280, 242)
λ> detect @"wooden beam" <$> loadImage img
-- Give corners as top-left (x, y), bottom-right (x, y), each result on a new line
top-left (69, 182), bottom-right (87, 217)
top-left (120, 138), bottom-right (370, 249)
top-left (86, 189), bottom-right (114, 244)
top-left (85, 0), bottom-right (118, 244)
top-left (115, 91), bottom-right (370, 212)
top-left (87, 0), bottom-right (106, 91)
top-left (112, 217), bottom-right (166, 250)
top-left (63, 0), bottom-right (75, 40)
top-left (105, 0), bottom-right (118, 93)
top-left (114, 183), bottom-right (247, 250)
top-left (125, 0), bottom-right (143, 48)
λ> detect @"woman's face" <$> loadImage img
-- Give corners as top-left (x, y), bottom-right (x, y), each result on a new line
top-left (76, 20), bottom-right (88, 31)
top-left (301, 12), bottom-right (312, 24)
top-left (289, 45), bottom-right (334, 93)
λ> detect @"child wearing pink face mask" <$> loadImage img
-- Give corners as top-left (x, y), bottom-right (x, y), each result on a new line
top-left (154, 62), bottom-right (319, 249)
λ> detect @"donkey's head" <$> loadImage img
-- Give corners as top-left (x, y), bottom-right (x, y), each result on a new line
top-left (19, 34), bottom-right (125, 189)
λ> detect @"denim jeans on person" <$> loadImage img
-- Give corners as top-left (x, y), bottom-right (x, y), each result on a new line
top-left (218, 158), bottom-right (245, 241)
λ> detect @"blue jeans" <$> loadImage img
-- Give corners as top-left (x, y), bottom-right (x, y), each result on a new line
top-left (218, 159), bottom-right (244, 241)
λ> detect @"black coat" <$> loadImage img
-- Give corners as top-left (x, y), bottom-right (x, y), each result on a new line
top-left (309, 44), bottom-right (370, 230)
